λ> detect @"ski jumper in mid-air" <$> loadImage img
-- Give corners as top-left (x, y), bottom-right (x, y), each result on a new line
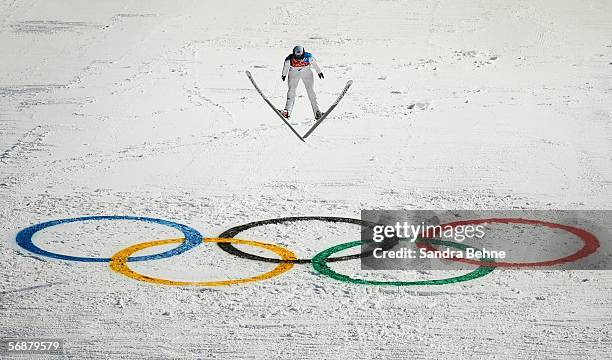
top-left (281, 45), bottom-right (324, 120)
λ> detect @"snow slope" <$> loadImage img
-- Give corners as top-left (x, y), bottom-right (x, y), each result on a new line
top-left (1, 0), bottom-right (611, 358)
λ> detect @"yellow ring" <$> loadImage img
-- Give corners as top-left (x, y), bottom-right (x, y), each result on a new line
top-left (109, 237), bottom-right (296, 286)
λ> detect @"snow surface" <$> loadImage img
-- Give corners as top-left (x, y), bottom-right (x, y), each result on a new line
top-left (1, 0), bottom-right (611, 358)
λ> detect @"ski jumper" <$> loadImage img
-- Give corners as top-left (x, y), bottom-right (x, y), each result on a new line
top-left (282, 52), bottom-right (321, 114)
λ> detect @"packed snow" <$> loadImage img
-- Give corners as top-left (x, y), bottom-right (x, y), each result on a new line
top-left (1, 0), bottom-right (611, 358)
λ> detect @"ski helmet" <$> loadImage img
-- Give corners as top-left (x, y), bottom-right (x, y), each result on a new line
top-left (293, 45), bottom-right (305, 59)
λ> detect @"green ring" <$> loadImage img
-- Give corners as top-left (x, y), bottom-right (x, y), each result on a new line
top-left (312, 239), bottom-right (496, 286)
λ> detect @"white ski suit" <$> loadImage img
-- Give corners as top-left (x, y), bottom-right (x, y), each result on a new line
top-left (282, 52), bottom-right (321, 115)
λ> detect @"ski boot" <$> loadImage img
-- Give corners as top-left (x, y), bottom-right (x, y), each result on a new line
top-left (280, 109), bottom-right (290, 118)
top-left (315, 110), bottom-right (323, 120)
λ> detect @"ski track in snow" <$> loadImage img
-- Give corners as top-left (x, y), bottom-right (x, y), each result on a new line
top-left (1, 0), bottom-right (611, 358)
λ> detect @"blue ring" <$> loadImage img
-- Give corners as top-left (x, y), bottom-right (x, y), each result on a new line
top-left (16, 215), bottom-right (203, 262)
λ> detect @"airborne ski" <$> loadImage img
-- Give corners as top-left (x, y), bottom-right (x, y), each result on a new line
top-left (245, 70), bottom-right (305, 142)
top-left (303, 80), bottom-right (353, 139)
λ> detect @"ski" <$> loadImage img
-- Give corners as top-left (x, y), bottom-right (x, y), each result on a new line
top-left (245, 70), bottom-right (305, 142)
top-left (303, 80), bottom-right (353, 139)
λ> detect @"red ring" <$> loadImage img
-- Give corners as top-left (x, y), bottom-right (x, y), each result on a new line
top-left (416, 218), bottom-right (600, 267)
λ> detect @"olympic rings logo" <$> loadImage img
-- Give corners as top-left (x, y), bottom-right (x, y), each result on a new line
top-left (15, 215), bottom-right (600, 287)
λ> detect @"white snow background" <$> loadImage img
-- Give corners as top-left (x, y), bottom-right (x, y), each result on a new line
top-left (1, 0), bottom-right (611, 359)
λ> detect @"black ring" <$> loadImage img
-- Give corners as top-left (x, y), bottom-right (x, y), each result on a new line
top-left (217, 216), bottom-right (396, 264)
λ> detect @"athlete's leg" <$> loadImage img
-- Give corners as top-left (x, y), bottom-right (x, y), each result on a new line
top-left (302, 69), bottom-right (320, 114)
top-left (284, 70), bottom-right (300, 114)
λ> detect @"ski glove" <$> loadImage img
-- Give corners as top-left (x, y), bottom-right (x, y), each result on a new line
top-left (318, 72), bottom-right (324, 79)
top-left (281, 75), bottom-right (286, 81)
